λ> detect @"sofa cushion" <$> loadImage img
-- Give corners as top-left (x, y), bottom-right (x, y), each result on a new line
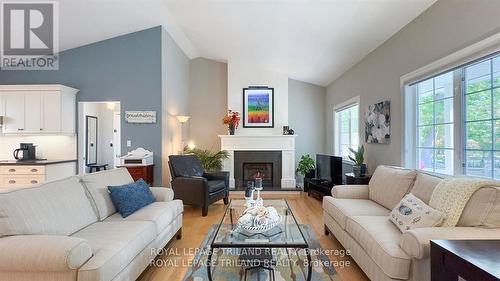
top-left (346, 216), bottom-right (410, 279)
top-left (369, 166), bottom-right (417, 209)
top-left (0, 176), bottom-right (97, 237)
top-left (105, 200), bottom-right (183, 234)
top-left (390, 193), bottom-right (445, 232)
top-left (80, 168), bottom-right (134, 220)
top-left (108, 181), bottom-right (155, 218)
top-left (322, 196), bottom-right (390, 230)
top-left (457, 186), bottom-right (500, 228)
top-left (411, 172), bottom-right (443, 204)
top-left (72, 221), bottom-right (155, 281)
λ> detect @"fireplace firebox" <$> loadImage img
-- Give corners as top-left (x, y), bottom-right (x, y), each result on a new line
top-left (234, 151), bottom-right (282, 190)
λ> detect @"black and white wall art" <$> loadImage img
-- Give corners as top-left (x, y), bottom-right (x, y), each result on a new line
top-left (365, 100), bottom-right (390, 144)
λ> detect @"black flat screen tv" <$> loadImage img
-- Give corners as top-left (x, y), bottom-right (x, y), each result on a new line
top-left (316, 154), bottom-right (342, 185)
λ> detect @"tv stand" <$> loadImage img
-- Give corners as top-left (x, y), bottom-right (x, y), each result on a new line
top-left (304, 178), bottom-right (334, 200)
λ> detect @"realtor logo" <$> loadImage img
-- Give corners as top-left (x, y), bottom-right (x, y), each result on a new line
top-left (1, 1), bottom-right (59, 70)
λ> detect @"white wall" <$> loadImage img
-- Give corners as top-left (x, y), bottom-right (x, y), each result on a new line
top-left (288, 79), bottom-right (326, 184)
top-left (161, 27), bottom-right (191, 185)
top-left (326, 0), bottom-right (500, 173)
top-left (0, 135), bottom-right (76, 160)
top-left (189, 58), bottom-right (228, 150)
top-left (227, 59), bottom-right (288, 135)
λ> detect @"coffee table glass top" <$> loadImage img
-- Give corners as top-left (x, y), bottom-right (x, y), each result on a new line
top-left (211, 199), bottom-right (308, 248)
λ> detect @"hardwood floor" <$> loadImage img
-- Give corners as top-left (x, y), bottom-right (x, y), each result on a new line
top-left (138, 193), bottom-right (369, 281)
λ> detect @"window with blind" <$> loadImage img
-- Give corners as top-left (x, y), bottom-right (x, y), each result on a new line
top-left (406, 53), bottom-right (500, 180)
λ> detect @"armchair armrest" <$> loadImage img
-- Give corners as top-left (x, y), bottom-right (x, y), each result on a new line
top-left (150, 187), bottom-right (174, 202)
top-left (0, 235), bottom-right (92, 272)
top-left (331, 185), bottom-right (369, 199)
top-left (203, 171), bottom-right (229, 181)
top-left (400, 227), bottom-right (500, 259)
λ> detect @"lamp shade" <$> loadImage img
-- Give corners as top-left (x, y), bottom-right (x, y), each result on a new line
top-left (176, 115), bottom-right (190, 123)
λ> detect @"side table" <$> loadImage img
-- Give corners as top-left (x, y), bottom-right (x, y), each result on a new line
top-left (345, 173), bottom-right (371, 185)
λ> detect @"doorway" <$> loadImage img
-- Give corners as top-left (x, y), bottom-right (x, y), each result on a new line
top-left (78, 102), bottom-right (121, 174)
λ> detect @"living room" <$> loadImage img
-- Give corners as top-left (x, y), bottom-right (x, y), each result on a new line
top-left (0, 1), bottom-right (499, 281)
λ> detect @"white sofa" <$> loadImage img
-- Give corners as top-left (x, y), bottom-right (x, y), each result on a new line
top-left (323, 165), bottom-right (500, 281)
top-left (0, 168), bottom-right (183, 281)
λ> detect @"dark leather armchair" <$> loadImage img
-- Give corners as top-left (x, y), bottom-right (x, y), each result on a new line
top-left (168, 155), bottom-right (229, 216)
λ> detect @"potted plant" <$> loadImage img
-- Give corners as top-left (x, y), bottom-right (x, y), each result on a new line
top-left (184, 147), bottom-right (229, 172)
top-left (348, 145), bottom-right (366, 177)
top-left (222, 110), bottom-right (240, 135)
top-left (296, 154), bottom-right (316, 180)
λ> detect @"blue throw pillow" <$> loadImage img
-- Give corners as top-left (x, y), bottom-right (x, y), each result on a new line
top-left (108, 179), bottom-right (155, 218)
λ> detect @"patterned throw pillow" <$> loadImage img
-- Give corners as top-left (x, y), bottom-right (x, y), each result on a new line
top-left (108, 179), bottom-right (155, 218)
top-left (390, 193), bottom-right (445, 232)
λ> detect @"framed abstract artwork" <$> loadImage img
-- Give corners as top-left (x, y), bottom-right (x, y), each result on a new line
top-left (365, 100), bottom-right (390, 143)
top-left (243, 87), bottom-right (274, 128)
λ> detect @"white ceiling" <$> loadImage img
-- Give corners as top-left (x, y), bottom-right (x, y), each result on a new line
top-left (55, 0), bottom-right (435, 86)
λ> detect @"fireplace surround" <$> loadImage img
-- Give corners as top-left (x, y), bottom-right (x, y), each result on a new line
top-left (219, 135), bottom-right (296, 189)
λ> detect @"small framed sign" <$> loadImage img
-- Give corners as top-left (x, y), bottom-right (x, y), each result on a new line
top-left (125, 111), bottom-right (157, 124)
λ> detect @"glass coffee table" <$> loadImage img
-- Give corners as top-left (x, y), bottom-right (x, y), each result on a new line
top-left (208, 199), bottom-right (311, 281)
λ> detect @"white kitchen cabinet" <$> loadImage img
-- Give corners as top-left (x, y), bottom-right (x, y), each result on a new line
top-left (42, 91), bottom-right (62, 133)
top-left (0, 161), bottom-right (77, 189)
top-left (3, 92), bottom-right (25, 133)
top-left (0, 85), bottom-right (79, 135)
top-left (25, 92), bottom-right (42, 132)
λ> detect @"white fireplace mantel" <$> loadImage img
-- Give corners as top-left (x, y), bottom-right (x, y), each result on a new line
top-left (218, 135), bottom-right (297, 188)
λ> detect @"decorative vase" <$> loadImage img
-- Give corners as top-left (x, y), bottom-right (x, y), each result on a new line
top-left (228, 124), bottom-right (235, 135)
top-left (353, 165), bottom-right (361, 177)
top-left (360, 164), bottom-right (367, 176)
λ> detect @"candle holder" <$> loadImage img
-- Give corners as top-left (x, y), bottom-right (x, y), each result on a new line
top-left (245, 181), bottom-right (255, 207)
top-left (254, 178), bottom-right (263, 206)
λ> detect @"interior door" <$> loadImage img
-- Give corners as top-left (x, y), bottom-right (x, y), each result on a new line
top-left (3, 92), bottom-right (25, 133)
top-left (113, 112), bottom-right (121, 168)
top-left (86, 116), bottom-right (98, 166)
top-left (24, 92), bottom-right (42, 132)
top-left (42, 91), bottom-right (61, 133)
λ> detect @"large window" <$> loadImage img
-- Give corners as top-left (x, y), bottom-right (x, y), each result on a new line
top-left (335, 103), bottom-right (359, 159)
top-left (415, 71), bottom-right (454, 174)
top-left (406, 53), bottom-right (500, 180)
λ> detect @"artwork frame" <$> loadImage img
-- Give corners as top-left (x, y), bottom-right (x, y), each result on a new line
top-left (365, 100), bottom-right (390, 144)
top-left (243, 86), bottom-right (274, 128)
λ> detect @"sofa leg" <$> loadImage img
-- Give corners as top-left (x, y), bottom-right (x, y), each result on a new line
top-left (223, 197), bottom-right (229, 205)
top-left (202, 205), bottom-right (208, 217)
top-left (324, 225), bottom-right (330, 236)
top-left (176, 228), bottom-right (182, 240)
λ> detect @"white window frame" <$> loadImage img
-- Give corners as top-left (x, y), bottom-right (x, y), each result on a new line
top-left (333, 96), bottom-right (360, 159)
top-left (401, 31), bottom-right (500, 178)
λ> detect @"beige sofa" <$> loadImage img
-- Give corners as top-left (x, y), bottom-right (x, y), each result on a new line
top-left (323, 165), bottom-right (500, 281)
top-left (0, 168), bottom-right (183, 281)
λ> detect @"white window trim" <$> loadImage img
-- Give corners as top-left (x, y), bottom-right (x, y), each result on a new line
top-left (401, 31), bottom-right (500, 176)
top-left (333, 96), bottom-right (360, 158)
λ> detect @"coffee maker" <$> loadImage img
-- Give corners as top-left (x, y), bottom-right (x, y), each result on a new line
top-left (13, 143), bottom-right (36, 161)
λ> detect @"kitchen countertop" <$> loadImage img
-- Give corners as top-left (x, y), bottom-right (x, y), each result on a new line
top-left (0, 159), bottom-right (77, 165)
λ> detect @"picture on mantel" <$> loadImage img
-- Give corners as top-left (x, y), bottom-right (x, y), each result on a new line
top-left (243, 86), bottom-right (274, 128)
top-left (365, 100), bottom-right (390, 144)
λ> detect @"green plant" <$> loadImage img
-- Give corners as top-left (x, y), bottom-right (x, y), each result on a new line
top-left (184, 147), bottom-right (229, 172)
top-left (348, 145), bottom-right (364, 166)
top-left (296, 154), bottom-right (315, 176)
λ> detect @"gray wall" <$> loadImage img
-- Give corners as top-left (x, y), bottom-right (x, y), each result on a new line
top-left (0, 27), bottom-right (164, 185)
top-left (288, 79), bottom-right (326, 184)
top-left (189, 58), bottom-right (228, 150)
top-left (326, 0), bottom-right (500, 173)
top-left (161, 28), bottom-right (191, 185)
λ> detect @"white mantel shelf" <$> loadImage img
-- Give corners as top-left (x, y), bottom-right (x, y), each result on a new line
top-left (218, 134), bottom-right (296, 188)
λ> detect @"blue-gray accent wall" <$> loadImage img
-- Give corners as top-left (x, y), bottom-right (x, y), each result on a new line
top-left (0, 26), bottom-right (163, 185)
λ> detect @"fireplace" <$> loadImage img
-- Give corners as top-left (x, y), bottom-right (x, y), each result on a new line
top-left (243, 163), bottom-right (273, 187)
top-left (234, 151), bottom-right (282, 190)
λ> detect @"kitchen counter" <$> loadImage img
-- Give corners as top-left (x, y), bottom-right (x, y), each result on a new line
top-left (0, 159), bottom-right (77, 165)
